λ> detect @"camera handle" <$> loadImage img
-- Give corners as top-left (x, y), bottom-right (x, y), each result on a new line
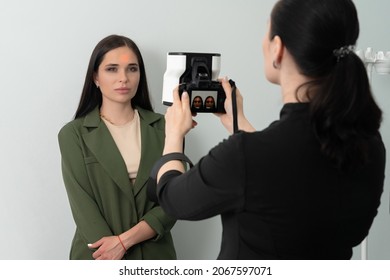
top-left (229, 79), bottom-right (239, 134)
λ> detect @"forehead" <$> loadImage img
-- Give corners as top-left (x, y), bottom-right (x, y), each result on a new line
top-left (102, 46), bottom-right (138, 64)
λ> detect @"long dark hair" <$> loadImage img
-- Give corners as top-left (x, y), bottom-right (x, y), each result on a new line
top-left (270, 0), bottom-right (382, 171)
top-left (74, 35), bottom-right (153, 119)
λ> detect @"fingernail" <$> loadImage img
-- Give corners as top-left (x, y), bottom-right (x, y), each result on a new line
top-left (224, 76), bottom-right (229, 81)
top-left (87, 244), bottom-right (92, 247)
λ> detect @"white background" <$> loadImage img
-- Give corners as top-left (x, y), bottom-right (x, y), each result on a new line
top-left (0, 0), bottom-right (389, 260)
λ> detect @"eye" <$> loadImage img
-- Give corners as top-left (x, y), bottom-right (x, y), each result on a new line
top-left (105, 66), bottom-right (117, 72)
top-left (128, 65), bottom-right (139, 72)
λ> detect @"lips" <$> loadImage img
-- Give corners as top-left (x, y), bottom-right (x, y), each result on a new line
top-left (115, 87), bottom-right (130, 93)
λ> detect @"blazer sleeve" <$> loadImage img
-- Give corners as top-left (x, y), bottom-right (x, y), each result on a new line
top-left (58, 123), bottom-right (113, 243)
top-left (141, 206), bottom-right (176, 241)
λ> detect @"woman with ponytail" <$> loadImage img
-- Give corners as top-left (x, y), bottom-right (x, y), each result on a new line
top-left (148, 0), bottom-right (386, 259)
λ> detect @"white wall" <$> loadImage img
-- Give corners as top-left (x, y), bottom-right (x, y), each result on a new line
top-left (354, 0), bottom-right (390, 259)
top-left (0, 0), bottom-right (388, 260)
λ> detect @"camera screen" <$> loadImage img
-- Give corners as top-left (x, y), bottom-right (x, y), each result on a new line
top-left (191, 90), bottom-right (218, 111)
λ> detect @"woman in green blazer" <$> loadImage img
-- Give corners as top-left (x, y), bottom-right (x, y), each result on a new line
top-left (58, 35), bottom-right (176, 260)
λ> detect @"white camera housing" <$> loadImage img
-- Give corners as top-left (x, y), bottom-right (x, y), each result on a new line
top-left (162, 52), bottom-right (221, 106)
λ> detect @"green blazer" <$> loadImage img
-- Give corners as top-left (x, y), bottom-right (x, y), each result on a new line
top-left (58, 106), bottom-right (176, 260)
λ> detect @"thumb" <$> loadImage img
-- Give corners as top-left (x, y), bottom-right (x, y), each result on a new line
top-left (172, 85), bottom-right (181, 103)
top-left (220, 76), bottom-right (232, 100)
top-left (181, 91), bottom-right (190, 110)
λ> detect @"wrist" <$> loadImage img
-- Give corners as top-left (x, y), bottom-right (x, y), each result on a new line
top-left (163, 136), bottom-right (184, 154)
top-left (117, 235), bottom-right (127, 253)
top-left (119, 231), bottom-right (136, 251)
top-left (238, 116), bottom-right (256, 132)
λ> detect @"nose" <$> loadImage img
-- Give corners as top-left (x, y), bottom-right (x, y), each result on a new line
top-left (119, 69), bottom-right (128, 83)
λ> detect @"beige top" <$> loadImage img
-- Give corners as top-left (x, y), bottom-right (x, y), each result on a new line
top-left (102, 110), bottom-right (141, 183)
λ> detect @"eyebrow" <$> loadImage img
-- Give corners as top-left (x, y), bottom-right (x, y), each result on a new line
top-left (104, 63), bottom-right (139, 67)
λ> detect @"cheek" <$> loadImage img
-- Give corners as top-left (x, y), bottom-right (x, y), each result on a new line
top-left (131, 72), bottom-right (141, 84)
top-left (262, 43), bottom-right (271, 80)
top-left (262, 38), bottom-right (277, 83)
top-left (263, 55), bottom-right (278, 84)
top-left (262, 35), bottom-right (268, 56)
top-left (95, 71), bottom-right (111, 87)
top-left (263, 63), bottom-right (271, 81)
top-left (98, 76), bottom-right (110, 86)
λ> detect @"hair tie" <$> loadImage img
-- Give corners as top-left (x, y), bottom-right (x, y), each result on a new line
top-left (333, 45), bottom-right (355, 62)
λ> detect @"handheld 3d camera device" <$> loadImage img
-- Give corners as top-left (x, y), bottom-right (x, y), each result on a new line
top-left (162, 52), bottom-right (226, 113)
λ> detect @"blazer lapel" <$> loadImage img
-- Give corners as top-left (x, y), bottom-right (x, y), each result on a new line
top-left (82, 107), bottom-right (133, 200)
top-left (133, 108), bottom-right (165, 196)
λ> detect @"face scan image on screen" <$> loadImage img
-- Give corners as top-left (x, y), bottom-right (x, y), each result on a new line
top-left (191, 90), bottom-right (218, 112)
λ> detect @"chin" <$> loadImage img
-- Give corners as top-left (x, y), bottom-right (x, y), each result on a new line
top-left (265, 74), bottom-right (278, 85)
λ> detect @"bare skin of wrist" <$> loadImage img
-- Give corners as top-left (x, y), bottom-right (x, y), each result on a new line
top-left (218, 77), bottom-right (256, 134)
top-left (119, 220), bottom-right (156, 250)
top-left (89, 220), bottom-right (156, 260)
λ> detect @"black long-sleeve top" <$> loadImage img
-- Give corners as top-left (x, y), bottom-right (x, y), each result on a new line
top-left (150, 103), bottom-right (386, 259)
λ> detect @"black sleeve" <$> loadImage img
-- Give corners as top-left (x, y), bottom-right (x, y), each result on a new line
top-left (153, 133), bottom-right (246, 221)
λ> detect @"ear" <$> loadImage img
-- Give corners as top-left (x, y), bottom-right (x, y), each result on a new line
top-left (93, 73), bottom-right (99, 87)
top-left (272, 35), bottom-right (284, 64)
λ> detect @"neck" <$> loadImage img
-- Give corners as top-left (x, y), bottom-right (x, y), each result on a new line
top-left (280, 72), bottom-right (311, 104)
top-left (100, 103), bottom-right (134, 125)
top-left (278, 48), bottom-right (311, 104)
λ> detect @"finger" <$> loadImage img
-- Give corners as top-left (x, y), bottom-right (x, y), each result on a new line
top-left (172, 85), bottom-right (181, 104)
top-left (88, 239), bottom-right (102, 249)
top-left (181, 91), bottom-right (190, 111)
top-left (92, 248), bottom-right (101, 259)
top-left (95, 254), bottom-right (104, 260)
top-left (220, 77), bottom-right (232, 99)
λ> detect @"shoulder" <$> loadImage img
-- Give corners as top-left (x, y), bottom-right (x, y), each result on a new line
top-left (137, 107), bottom-right (165, 129)
top-left (58, 107), bottom-right (100, 141)
top-left (58, 118), bottom-right (82, 135)
top-left (58, 117), bottom-right (86, 145)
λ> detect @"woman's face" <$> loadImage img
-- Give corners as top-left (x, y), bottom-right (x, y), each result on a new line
top-left (193, 96), bottom-right (202, 108)
top-left (95, 46), bottom-right (140, 106)
top-left (205, 97), bottom-right (215, 108)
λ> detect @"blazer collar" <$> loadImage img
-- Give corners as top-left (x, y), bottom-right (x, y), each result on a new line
top-left (83, 106), bottom-right (162, 128)
top-left (82, 106), bottom-right (164, 198)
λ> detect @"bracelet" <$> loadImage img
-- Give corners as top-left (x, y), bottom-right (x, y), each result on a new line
top-left (117, 235), bottom-right (127, 253)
